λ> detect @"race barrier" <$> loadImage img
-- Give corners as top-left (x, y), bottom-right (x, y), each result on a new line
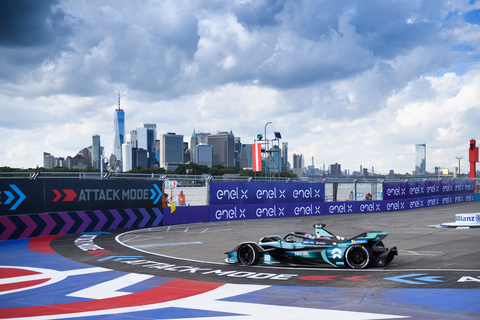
top-left (0, 179), bottom-right (476, 240)
top-left (0, 179), bottom-right (165, 240)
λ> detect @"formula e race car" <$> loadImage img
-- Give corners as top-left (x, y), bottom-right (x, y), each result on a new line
top-left (225, 223), bottom-right (398, 269)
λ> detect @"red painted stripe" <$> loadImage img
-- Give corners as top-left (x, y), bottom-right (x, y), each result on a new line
top-left (1, 268), bottom-right (40, 279)
top-left (28, 235), bottom-right (62, 255)
top-left (0, 279), bottom-right (50, 292)
top-left (0, 278), bottom-right (223, 318)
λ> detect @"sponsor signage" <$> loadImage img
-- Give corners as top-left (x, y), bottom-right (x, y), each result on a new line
top-left (210, 182), bottom-right (324, 206)
top-left (384, 180), bottom-right (474, 200)
top-left (0, 179), bottom-right (163, 216)
top-left (209, 202), bottom-right (326, 222)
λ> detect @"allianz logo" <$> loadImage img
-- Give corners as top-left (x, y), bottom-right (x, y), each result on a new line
top-left (328, 203), bottom-right (353, 214)
top-left (216, 187), bottom-right (248, 200)
top-left (359, 203), bottom-right (381, 212)
top-left (293, 204), bottom-right (322, 215)
top-left (386, 186), bottom-right (406, 196)
top-left (214, 207), bottom-right (247, 220)
top-left (255, 205), bottom-right (286, 218)
top-left (456, 215), bottom-right (475, 222)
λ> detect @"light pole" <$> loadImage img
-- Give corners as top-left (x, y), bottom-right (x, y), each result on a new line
top-left (456, 156), bottom-right (463, 177)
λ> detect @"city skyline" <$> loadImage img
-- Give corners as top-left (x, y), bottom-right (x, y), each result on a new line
top-left (1, 1), bottom-right (480, 174)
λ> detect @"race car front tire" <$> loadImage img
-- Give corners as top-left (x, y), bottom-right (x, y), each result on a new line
top-left (344, 245), bottom-right (372, 269)
top-left (237, 244), bottom-right (261, 265)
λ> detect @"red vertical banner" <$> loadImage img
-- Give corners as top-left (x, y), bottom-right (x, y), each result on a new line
top-left (252, 143), bottom-right (262, 172)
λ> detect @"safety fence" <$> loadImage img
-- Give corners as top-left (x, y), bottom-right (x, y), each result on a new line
top-left (0, 173), bottom-right (477, 240)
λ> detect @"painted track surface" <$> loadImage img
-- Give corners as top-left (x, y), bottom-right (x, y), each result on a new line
top-left (0, 203), bottom-right (479, 319)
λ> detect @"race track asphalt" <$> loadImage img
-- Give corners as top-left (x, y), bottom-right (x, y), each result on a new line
top-left (1, 202), bottom-right (479, 319)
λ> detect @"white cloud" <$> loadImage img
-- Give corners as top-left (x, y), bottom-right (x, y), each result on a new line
top-left (1, 0), bottom-right (480, 176)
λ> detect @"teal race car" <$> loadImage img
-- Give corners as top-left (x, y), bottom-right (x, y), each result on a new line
top-left (225, 223), bottom-right (398, 269)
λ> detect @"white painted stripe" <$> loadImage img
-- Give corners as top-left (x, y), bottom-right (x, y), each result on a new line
top-left (133, 242), bottom-right (202, 248)
top-left (67, 273), bottom-right (154, 299)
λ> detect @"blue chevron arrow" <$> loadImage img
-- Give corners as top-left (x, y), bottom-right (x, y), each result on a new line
top-left (4, 191), bottom-right (14, 204)
top-left (152, 184), bottom-right (162, 204)
top-left (384, 273), bottom-right (445, 285)
top-left (415, 276), bottom-right (444, 282)
top-left (150, 188), bottom-right (157, 200)
top-left (9, 184), bottom-right (26, 210)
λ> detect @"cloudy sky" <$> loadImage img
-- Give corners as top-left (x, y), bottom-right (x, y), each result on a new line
top-left (1, 0), bottom-right (480, 174)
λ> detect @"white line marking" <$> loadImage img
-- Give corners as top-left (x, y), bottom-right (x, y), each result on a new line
top-left (68, 273), bottom-right (154, 299)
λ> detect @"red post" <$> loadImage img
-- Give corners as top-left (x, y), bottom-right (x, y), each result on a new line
top-left (469, 139), bottom-right (478, 179)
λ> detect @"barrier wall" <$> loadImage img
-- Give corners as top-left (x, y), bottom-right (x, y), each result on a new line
top-left (0, 179), bottom-right (164, 240)
top-left (0, 179), bottom-right (476, 240)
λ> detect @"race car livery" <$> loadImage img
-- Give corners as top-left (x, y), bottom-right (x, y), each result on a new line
top-left (225, 223), bottom-right (398, 269)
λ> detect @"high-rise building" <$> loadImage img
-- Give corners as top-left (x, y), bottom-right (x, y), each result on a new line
top-left (330, 163), bottom-right (341, 176)
top-left (43, 152), bottom-right (54, 169)
top-left (92, 135), bottom-right (101, 169)
top-left (415, 143), bottom-right (426, 175)
top-left (144, 123), bottom-right (157, 168)
top-left (113, 92), bottom-right (125, 161)
top-left (239, 144), bottom-right (252, 169)
top-left (122, 142), bottom-right (132, 172)
top-left (190, 129), bottom-right (198, 160)
top-left (281, 142), bottom-right (288, 172)
top-left (208, 131), bottom-right (235, 167)
top-left (130, 130), bottom-right (138, 148)
top-left (197, 132), bottom-right (210, 144)
top-left (195, 144), bottom-right (213, 167)
top-left (234, 136), bottom-right (242, 169)
top-left (159, 132), bottom-right (184, 171)
top-left (292, 153), bottom-right (303, 177)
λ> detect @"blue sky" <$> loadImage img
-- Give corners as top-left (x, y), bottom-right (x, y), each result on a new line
top-left (1, 0), bottom-right (480, 174)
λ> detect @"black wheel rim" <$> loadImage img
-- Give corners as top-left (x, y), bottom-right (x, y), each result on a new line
top-left (238, 245), bottom-right (254, 265)
top-left (347, 246), bottom-right (368, 268)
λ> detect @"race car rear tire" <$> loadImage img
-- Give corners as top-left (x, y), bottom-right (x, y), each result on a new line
top-left (237, 244), bottom-right (260, 265)
top-left (344, 245), bottom-right (372, 269)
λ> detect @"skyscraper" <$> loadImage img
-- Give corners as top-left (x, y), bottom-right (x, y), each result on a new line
top-left (208, 131), bottom-right (235, 167)
top-left (122, 142), bottom-right (132, 172)
top-left (195, 144), bottom-right (213, 167)
top-left (281, 142), bottom-right (288, 172)
top-left (144, 123), bottom-right (157, 168)
top-left (415, 143), bottom-right (426, 175)
top-left (43, 152), bottom-right (54, 169)
top-left (92, 135), bottom-right (101, 169)
top-left (292, 153), bottom-right (303, 177)
top-left (159, 132), bottom-right (184, 170)
top-left (113, 92), bottom-right (125, 161)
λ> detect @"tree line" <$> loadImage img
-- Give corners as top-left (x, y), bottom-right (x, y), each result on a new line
top-left (0, 164), bottom-right (297, 177)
